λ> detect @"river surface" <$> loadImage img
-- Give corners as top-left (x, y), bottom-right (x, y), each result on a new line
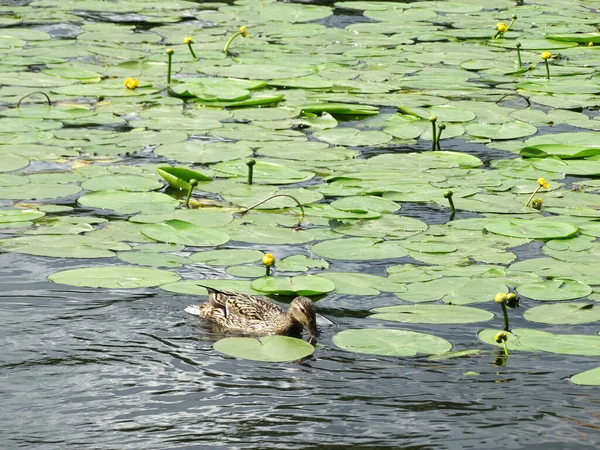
top-left (1, 0), bottom-right (600, 448)
top-left (2, 249), bottom-right (600, 449)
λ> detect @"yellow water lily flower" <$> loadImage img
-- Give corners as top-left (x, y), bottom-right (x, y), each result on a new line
top-left (541, 51), bottom-right (552, 60)
top-left (494, 332), bottom-right (508, 343)
top-left (123, 78), bottom-right (139, 89)
top-left (240, 25), bottom-right (247, 38)
top-left (184, 37), bottom-right (193, 44)
top-left (262, 253), bottom-right (275, 267)
top-left (537, 177), bottom-right (549, 189)
top-left (494, 292), bottom-right (507, 303)
top-left (496, 22), bottom-right (507, 32)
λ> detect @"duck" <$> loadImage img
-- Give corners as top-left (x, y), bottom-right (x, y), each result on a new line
top-left (188, 285), bottom-right (318, 342)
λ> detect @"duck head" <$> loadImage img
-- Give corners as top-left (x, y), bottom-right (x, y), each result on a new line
top-left (289, 296), bottom-right (318, 340)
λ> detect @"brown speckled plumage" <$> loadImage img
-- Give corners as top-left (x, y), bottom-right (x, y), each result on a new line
top-left (197, 286), bottom-right (318, 340)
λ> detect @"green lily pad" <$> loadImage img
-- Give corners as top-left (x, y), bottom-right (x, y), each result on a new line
top-left (117, 251), bottom-right (191, 268)
top-left (311, 237), bottom-right (408, 260)
top-left (156, 166), bottom-right (212, 189)
top-left (0, 234), bottom-right (130, 258)
top-left (211, 160), bottom-right (313, 184)
top-left (484, 219), bottom-right (579, 240)
top-left (319, 272), bottom-right (406, 296)
top-left (1, 154), bottom-right (29, 172)
top-left (524, 303), bottom-right (600, 325)
top-left (81, 175), bottom-right (162, 192)
top-left (49, 266), bottom-right (180, 288)
top-left (333, 329), bottom-right (452, 357)
top-left (570, 367), bottom-right (600, 386)
top-left (251, 275), bottom-right (334, 296)
top-left (142, 220), bottom-right (230, 247)
top-left (190, 249), bottom-right (265, 266)
top-left (397, 277), bottom-right (508, 305)
top-left (213, 335), bottom-right (314, 362)
top-left (478, 328), bottom-right (600, 356)
top-left (330, 196), bottom-right (400, 214)
top-left (78, 191), bottom-right (178, 215)
top-left (516, 279), bottom-right (592, 301)
top-left (0, 209), bottom-right (44, 223)
top-left (371, 304), bottom-right (494, 324)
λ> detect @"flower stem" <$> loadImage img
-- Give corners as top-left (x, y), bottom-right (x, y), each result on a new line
top-left (525, 186), bottom-right (541, 207)
top-left (502, 340), bottom-right (509, 356)
top-left (436, 124), bottom-right (446, 151)
top-left (505, 15), bottom-right (517, 33)
top-left (187, 42), bottom-right (196, 59)
top-left (185, 179), bottom-right (198, 208)
top-left (224, 31), bottom-right (242, 55)
top-left (544, 59), bottom-right (550, 79)
top-left (242, 194), bottom-right (305, 223)
top-left (515, 43), bottom-right (522, 69)
top-left (429, 116), bottom-right (437, 151)
top-left (500, 302), bottom-right (510, 331)
top-left (17, 91), bottom-right (51, 107)
top-left (444, 190), bottom-right (455, 222)
top-left (167, 53), bottom-right (173, 85)
top-left (265, 266), bottom-right (271, 276)
top-left (246, 159), bottom-right (255, 185)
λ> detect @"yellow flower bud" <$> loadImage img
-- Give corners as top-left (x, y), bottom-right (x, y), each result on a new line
top-left (588, 42), bottom-right (594, 46)
top-left (537, 177), bottom-right (549, 189)
top-left (494, 332), bottom-right (508, 343)
top-left (184, 37), bottom-right (193, 44)
top-left (240, 25), bottom-right (247, 38)
top-left (262, 253), bottom-right (275, 267)
top-left (541, 51), bottom-right (552, 60)
top-left (428, 115), bottom-right (437, 122)
top-left (123, 78), bottom-right (139, 89)
top-left (494, 292), bottom-right (507, 303)
top-left (496, 22), bottom-right (507, 32)
top-left (166, 48), bottom-right (174, 55)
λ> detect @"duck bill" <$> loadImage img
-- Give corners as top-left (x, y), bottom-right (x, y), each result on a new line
top-left (308, 321), bottom-right (319, 340)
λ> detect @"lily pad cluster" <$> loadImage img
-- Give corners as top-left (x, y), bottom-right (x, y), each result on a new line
top-left (0, 1), bottom-right (600, 372)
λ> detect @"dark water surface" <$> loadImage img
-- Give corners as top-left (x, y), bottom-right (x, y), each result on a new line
top-left (2, 251), bottom-right (600, 449)
top-left (2, 0), bottom-right (600, 449)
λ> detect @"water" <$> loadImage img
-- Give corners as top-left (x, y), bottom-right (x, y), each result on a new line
top-left (2, 1), bottom-right (600, 448)
top-left (1, 250), bottom-right (599, 449)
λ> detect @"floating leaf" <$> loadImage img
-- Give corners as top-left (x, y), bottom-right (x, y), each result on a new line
top-left (142, 220), bottom-right (230, 247)
top-left (333, 329), bottom-right (452, 357)
top-left (213, 336), bottom-right (314, 362)
top-left (0, 235), bottom-right (130, 258)
top-left (397, 277), bottom-right (508, 305)
top-left (251, 275), bottom-right (334, 296)
top-left (190, 249), bottom-right (264, 266)
top-left (478, 328), bottom-right (600, 356)
top-left (319, 272), bottom-right (406, 296)
top-left (371, 304), bottom-right (494, 324)
top-left (570, 367), bottom-right (600, 386)
top-left (49, 266), bottom-right (179, 288)
top-left (524, 303), bottom-right (600, 325)
top-left (516, 279), bottom-right (592, 301)
top-left (484, 219), bottom-right (579, 240)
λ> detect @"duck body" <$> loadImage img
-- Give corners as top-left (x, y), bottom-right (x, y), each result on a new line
top-left (191, 286), bottom-right (318, 340)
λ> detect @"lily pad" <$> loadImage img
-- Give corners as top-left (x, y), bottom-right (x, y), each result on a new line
top-left (251, 275), bottom-right (334, 296)
top-left (570, 367), bottom-right (600, 386)
top-left (524, 303), bottom-right (600, 325)
top-left (142, 220), bottom-right (230, 247)
top-left (371, 304), bottom-right (494, 324)
top-left (484, 219), bottom-right (579, 240)
top-left (0, 235), bottom-right (130, 258)
top-left (190, 249), bottom-right (264, 266)
top-left (333, 329), bottom-right (452, 357)
top-left (213, 335), bottom-right (314, 362)
top-left (516, 279), bottom-right (592, 301)
top-left (49, 266), bottom-right (180, 288)
top-left (478, 328), bottom-right (600, 356)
